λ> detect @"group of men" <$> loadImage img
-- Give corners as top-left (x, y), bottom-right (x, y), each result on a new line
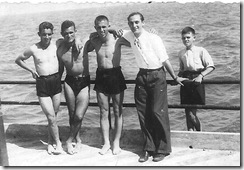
top-left (15, 11), bottom-right (214, 163)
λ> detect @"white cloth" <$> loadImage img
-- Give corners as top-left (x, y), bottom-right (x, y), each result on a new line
top-left (123, 29), bottom-right (169, 69)
top-left (186, 49), bottom-right (195, 70)
top-left (178, 45), bottom-right (215, 72)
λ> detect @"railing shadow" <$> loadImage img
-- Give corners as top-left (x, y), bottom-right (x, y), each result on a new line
top-left (5, 123), bottom-right (143, 155)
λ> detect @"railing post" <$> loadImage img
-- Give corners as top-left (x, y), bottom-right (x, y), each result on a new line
top-left (0, 98), bottom-right (9, 166)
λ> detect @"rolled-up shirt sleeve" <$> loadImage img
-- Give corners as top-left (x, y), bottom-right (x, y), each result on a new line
top-left (201, 47), bottom-right (215, 69)
top-left (123, 30), bottom-right (133, 42)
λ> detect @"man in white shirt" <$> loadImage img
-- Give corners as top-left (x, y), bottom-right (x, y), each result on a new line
top-left (115, 12), bottom-right (186, 162)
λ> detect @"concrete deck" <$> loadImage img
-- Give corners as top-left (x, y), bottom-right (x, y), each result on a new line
top-left (2, 123), bottom-right (241, 166)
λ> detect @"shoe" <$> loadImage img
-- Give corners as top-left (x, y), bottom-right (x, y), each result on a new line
top-left (152, 153), bottom-right (166, 162)
top-left (138, 151), bottom-right (149, 162)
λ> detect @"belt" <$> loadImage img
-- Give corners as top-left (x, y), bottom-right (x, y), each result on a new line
top-left (139, 67), bottom-right (163, 72)
top-left (39, 72), bottom-right (59, 78)
top-left (66, 74), bottom-right (89, 80)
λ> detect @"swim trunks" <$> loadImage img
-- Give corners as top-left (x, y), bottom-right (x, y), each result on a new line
top-left (64, 74), bottom-right (90, 96)
top-left (180, 71), bottom-right (205, 105)
top-left (36, 72), bottom-right (62, 97)
top-left (94, 66), bottom-right (127, 95)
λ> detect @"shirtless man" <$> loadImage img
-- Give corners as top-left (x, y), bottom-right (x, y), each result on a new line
top-left (15, 22), bottom-right (63, 155)
top-left (83, 15), bottom-right (127, 155)
top-left (57, 20), bottom-right (90, 155)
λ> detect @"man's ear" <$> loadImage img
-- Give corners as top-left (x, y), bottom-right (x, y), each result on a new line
top-left (61, 32), bottom-right (64, 37)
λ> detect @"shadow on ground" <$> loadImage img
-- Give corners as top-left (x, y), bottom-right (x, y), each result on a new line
top-left (5, 124), bottom-right (143, 155)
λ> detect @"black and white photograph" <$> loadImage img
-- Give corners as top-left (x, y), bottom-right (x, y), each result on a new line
top-left (0, 0), bottom-right (240, 167)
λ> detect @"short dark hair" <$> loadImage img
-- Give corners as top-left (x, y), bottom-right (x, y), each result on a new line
top-left (181, 27), bottom-right (195, 35)
top-left (39, 22), bottom-right (54, 33)
top-left (94, 15), bottom-right (109, 25)
top-left (61, 20), bottom-right (75, 33)
top-left (127, 12), bottom-right (144, 22)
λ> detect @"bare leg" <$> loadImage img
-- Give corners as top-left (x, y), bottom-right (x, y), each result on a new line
top-left (72, 87), bottom-right (89, 153)
top-left (97, 92), bottom-right (111, 155)
top-left (190, 109), bottom-right (201, 131)
top-left (47, 127), bottom-right (55, 154)
top-left (64, 83), bottom-right (76, 154)
top-left (39, 94), bottom-right (63, 154)
top-left (112, 92), bottom-right (124, 155)
top-left (64, 84), bottom-right (89, 154)
top-left (186, 108), bottom-right (201, 131)
top-left (52, 94), bottom-right (63, 154)
top-left (185, 109), bottom-right (194, 131)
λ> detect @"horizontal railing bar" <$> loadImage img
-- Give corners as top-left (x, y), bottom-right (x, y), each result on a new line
top-left (0, 101), bottom-right (240, 110)
top-left (0, 79), bottom-right (240, 85)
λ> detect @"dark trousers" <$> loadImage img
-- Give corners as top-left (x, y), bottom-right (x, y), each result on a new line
top-left (134, 67), bottom-right (171, 154)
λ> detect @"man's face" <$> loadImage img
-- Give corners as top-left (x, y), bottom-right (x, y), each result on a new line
top-left (128, 14), bottom-right (144, 36)
top-left (62, 26), bottom-right (76, 43)
top-left (181, 32), bottom-right (195, 49)
top-left (39, 28), bottom-right (53, 46)
top-left (94, 20), bottom-right (109, 38)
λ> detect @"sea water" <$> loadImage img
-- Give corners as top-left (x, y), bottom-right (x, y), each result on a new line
top-left (0, 2), bottom-right (240, 132)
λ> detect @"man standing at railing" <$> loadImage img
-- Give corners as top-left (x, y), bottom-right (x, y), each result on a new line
top-left (114, 12), bottom-right (186, 163)
top-left (83, 15), bottom-right (127, 155)
top-left (177, 27), bottom-right (215, 131)
top-left (15, 22), bottom-right (64, 155)
top-left (57, 20), bottom-right (90, 155)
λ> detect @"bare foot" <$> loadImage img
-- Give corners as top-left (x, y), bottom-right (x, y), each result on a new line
top-left (47, 144), bottom-right (55, 155)
top-left (74, 142), bottom-right (82, 153)
top-left (66, 142), bottom-right (75, 155)
top-left (75, 135), bottom-right (82, 144)
top-left (112, 147), bottom-right (121, 155)
top-left (99, 144), bottom-right (111, 155)
top-left (112, 141), bottom-right (121, 155)
top-left (53, 144), bottom-right (64, 155)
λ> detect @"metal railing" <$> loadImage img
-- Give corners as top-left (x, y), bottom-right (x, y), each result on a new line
top-left (0, 79), bottom-right (241, 110)
top-left (0, 79), bottom-right (240, 166)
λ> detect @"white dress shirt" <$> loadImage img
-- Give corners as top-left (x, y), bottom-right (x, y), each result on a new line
top-left (178, 45), bottom-right (215, 72)
top-left (123, 29), bottom-right (169, 69)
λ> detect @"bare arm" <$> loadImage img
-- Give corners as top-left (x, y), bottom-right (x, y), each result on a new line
top-left (56, 38), bottom-right (64, 48)
top-left (57, 37), bottom-right (83, 51)
top-left (193, 66), bottom-right (215, 83)
top-left (84, 40), bottom-right (95, 53)
top-left (113, 37), bottom-right (131, 63)
top-left (83, 40), bottom-right (95, 62)
top-left (178, 58), bottom-right (184, 77)
top-left (74, 36), bottom-right (83, 52)
top-left (57, 53), bottom-right (64, 78)
top-left (56, 39), bottom-right (65, 77)
top-left (15, 48), bottom-right (39, 79)
top-left (116, 37), bottom-right (131, 47)
top-left (164, 59), bottom-right (187, 86)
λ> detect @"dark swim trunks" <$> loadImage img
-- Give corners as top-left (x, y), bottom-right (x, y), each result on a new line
top-left (64, 75), bottom-right (90, 97)
top-left (94, 66), bottom-right (127, 95)
top-left (180, 71), bottom-right (205, 105)
top-left (36, 72), bottom-right (62, 97)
